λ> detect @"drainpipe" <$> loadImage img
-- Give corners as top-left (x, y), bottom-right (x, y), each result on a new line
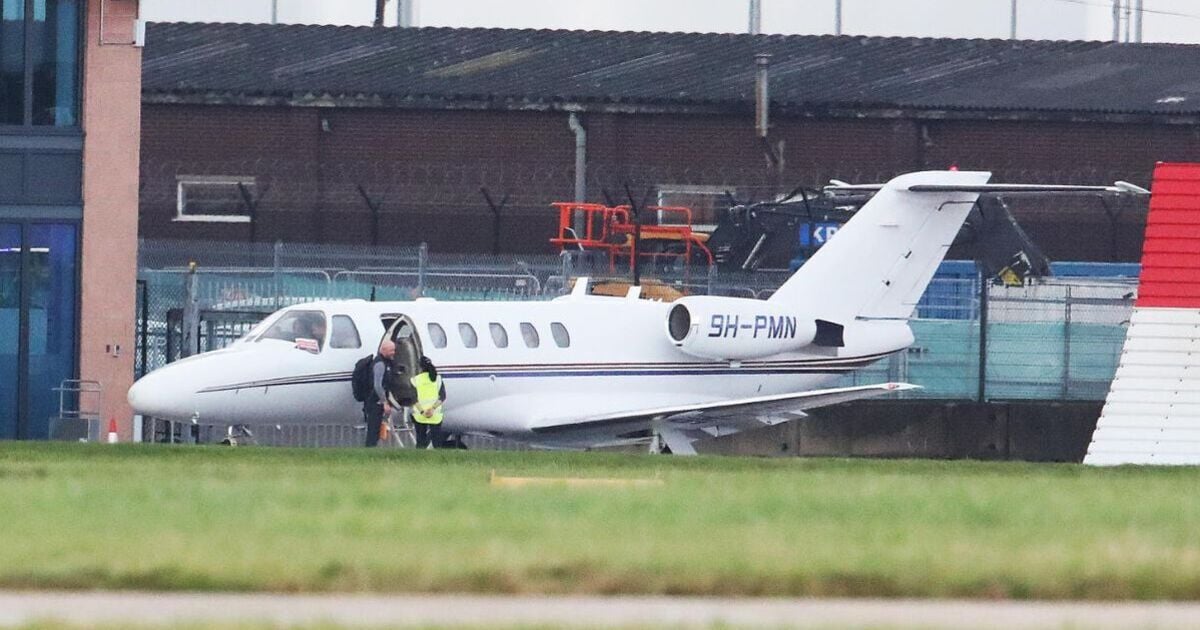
top-left (568, 112), bottom-right (587, 235)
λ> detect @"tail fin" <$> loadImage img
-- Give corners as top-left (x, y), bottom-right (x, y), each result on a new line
top-left (769, 170), bottom-right (989, 322)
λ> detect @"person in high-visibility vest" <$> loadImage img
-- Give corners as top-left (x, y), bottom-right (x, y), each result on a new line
top-left (410, 355), bottom-right (447, 449)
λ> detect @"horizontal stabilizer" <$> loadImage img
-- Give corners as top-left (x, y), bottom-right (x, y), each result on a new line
top-left (826, 181), bottom-right (1149, 195)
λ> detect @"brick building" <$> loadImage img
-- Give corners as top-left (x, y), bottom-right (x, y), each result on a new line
top-left (2, 0), bottom-right (141, 440)
top-left (139, 23), bottom-right (1200, 261)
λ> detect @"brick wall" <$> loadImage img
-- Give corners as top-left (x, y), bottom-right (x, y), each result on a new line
top-left (140, 103), bottom-right (1200, 260)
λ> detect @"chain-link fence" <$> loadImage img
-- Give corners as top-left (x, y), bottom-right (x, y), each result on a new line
top-left (137, 239), bottom-right (1137, 404)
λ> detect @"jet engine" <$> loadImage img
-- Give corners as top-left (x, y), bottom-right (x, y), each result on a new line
top-left (666, 296), bottom-right (831, 361)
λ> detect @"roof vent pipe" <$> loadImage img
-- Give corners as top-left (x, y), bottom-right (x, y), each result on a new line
top-left (748, 0), bottom-right (762, 34)
top-left (755, 53), bottom-right (771, 139)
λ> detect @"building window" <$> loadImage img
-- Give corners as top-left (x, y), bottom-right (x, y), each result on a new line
top-left (489, 322), bottom-right (508, 348)
top-left (550, 322), bottom-right (570, 348)
top-left (427, 323), bottom-right (447, 349)
top-left (656, 185), bottom-right (732, 231)
top-left (458, 323), bottom-right (478, 348)
top-left (329, 315), bottom-right (361, 349)
top-left (0, 0), bottom-right (80, 127)
top-left (519, 322), bottom-right (539, 348)
top-left (175, 176), bottom-right (256, 223)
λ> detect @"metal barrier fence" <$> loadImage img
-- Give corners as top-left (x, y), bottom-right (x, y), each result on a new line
top-left (137, 240), bottom-right (1137, 411)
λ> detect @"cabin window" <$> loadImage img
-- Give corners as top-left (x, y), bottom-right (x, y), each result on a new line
top-left (329, 315), bottom-right (361, 349)
top-left (257, 310), bottom-right (327, 350)
top-left (428, 323), bottom-right (448, 349)
top-left (489, 323), bottom-right (509, 348)
top-left (458, 323), bottom-right (478, 348)
top-left (550, 322), bottom-right (570, 348)
top-left (520, 322), bottom-right (540, 348)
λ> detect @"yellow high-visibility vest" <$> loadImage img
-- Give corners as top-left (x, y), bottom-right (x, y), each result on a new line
top-left (410, 372), bottom-right (444, 425)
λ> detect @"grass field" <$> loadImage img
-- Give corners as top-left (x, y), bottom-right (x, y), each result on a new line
top-left (2, 443), bottom-right (1199, 600)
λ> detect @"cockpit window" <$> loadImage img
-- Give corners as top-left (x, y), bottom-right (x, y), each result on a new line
top-left (329, 315), bottom-right (361, 349)
top-left (257, 310), bottom-right (327, 350)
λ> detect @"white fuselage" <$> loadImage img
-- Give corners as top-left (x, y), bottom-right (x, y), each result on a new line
top-left (128, 294), bottom-right (912, 446)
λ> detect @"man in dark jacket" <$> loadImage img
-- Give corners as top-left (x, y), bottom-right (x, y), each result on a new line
top-left (364, 339), bottom-right (395, 447)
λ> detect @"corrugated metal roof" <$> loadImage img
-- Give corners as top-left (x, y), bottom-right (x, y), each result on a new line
top-left (142, 22), bottom-right (1200, 118)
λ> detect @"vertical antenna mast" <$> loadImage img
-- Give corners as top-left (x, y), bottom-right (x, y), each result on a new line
top-left (748, 0), bottom-right (762, 34)
top-left (1010, 0), bottom-right (1017, 39)
top-left (834, 0), bottom-right (843, 35)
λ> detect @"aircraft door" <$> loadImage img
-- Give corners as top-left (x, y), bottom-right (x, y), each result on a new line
top-left (382, 315), bottom-right (424, 406)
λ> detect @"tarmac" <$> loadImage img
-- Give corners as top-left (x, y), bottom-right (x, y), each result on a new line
top-left (3, 591), bottom-right (1200, 628)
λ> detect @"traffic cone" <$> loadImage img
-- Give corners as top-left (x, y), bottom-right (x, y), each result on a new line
top-left (107, 419), bottom-right (119, 444)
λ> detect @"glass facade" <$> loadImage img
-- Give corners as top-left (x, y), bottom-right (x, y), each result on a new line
top-left (30, 0), bottom-right (77, 126)
top-left (0, 0), bottom-right (23, 125)
top-left (0, 222), bottom-right (78, 439)
top-left (25, 224), bottom-right (77, 438)
top-left (0, 0), bottom-right (78, 127)
top-left (0, 224), bottom-right (19, 439)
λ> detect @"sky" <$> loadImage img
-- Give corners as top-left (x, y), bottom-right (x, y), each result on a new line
top-left (140, 0), bottom-right (1200, 43)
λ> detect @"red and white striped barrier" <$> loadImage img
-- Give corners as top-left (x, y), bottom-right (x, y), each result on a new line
top-left (1087, 163), bottom-right (1200, 465)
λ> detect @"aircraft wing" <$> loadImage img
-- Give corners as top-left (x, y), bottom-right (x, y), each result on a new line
top-left (528, 382), bottom-right (919, 454)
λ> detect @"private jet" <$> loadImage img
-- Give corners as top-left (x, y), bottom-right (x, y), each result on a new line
top-left (127, 170), bottom-right (1145, 453)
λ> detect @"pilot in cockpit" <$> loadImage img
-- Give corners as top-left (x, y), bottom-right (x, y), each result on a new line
top-left (298, 314), bottom-right (327, 350)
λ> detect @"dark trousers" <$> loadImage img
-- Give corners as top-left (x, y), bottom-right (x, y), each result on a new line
top-left (363, 399), bottom-right (384, 447)
top-left (414, 421), bottom-right (443, 449)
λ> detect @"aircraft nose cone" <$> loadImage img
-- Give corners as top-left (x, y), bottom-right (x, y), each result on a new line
top-left (128, 370), bottom-right (173, 419)
top-left (128, 363), bottom-right (198, 421)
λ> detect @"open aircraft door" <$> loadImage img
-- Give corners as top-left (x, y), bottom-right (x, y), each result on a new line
top-left (381, 314), bottom-right (425, 407)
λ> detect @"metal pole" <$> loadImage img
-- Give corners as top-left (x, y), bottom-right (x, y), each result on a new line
top-left (1062, 285), bottom-right (1072, 398)
top-left (834, 0), bottom-right (843, 35)
top-left (271, 0), bottom-right (278, 24)
top-left (1118, 0), bottom-right (1128, 41)
top-left (397, 0), bottom-right (415, 27)
top-left (182, 263), bottom-right (200, 359)
top-left (755, 53), bottom-right (771, 139)
top-left (1010, 0), bottom-right (1017, 39)
top-left (749, 0), bottom-right (762, 34)
top-left (1112, 0), bottom-right (1122, 42)
top-left (977, 273), bottom-right (988, 403)
top-left (1134, 0), bottom-right (1144, 42)
top-left (560, 251), bottom-right (574, 296)
top-left (272, 240), bottom-right (282, 310)
top-left (417, 242), bottom-right (428, 297)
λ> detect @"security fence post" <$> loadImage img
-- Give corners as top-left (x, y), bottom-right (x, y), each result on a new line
top-left (977, 271), bottom-right (988, 403)
top-left (560, 250), bottom-right (574, 295)
top-left (272, 240), bottom-right (283, 310)
top-left (1063, 284), bottom-right (1073, 398)
top-left (182, 262), bottom-right (200, 359)
top-left (417, 242), bottom-right (428, 298)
